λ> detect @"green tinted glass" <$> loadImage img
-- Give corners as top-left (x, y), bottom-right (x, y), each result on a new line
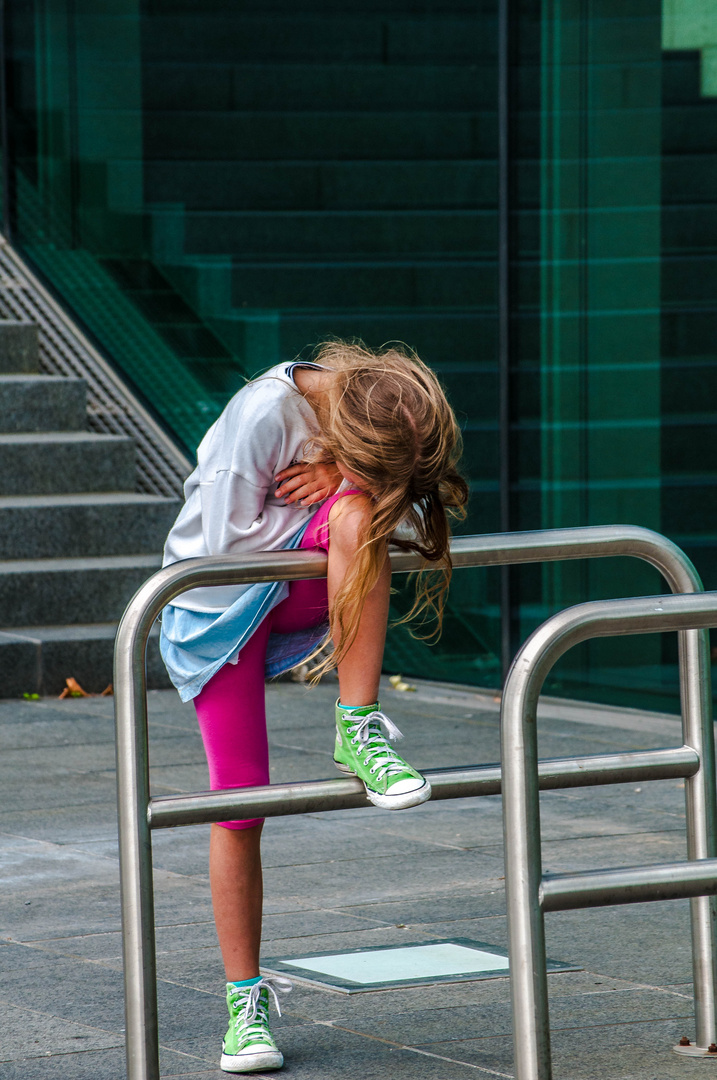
top-left (5, 0), bottom-right (715, 708)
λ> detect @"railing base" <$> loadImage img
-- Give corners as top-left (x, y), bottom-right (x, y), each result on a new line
top-left (674, 1043), bottom-right (717, 1058)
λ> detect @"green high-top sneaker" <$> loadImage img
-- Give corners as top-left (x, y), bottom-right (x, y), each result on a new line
top-left (220, 976), bottom-right (291, 1073)
top-left (333, 701), bottom-right (431, 810)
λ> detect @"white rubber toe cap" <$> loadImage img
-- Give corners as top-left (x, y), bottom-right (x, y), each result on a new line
top-left (220, 1047), bottom-right (283, 1073)
top-left (387, 778), bottom-right (425, 796)
top-left (368, 777), bottom-right (432, 810)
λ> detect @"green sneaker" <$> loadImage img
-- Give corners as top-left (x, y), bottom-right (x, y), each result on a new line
top-left (220, 976), bottom-right (291, 1073)
top-left (334, 701), bottom-right (431, 810)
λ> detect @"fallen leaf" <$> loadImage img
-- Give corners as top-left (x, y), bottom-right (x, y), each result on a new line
top-left (388, 674), bottom-right (416, 692)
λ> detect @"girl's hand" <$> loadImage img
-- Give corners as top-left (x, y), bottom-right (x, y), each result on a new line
top-left (275, 461), bottom-right (343, 506)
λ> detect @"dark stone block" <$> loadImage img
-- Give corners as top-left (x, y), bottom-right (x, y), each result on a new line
top-left (0, 632), bottom-right (42, 695)
top-left (0, 376), bottom-right (86, 434)
top-left (0, 494), bottom-right (181, 559)
top-left (0, 434), bottom-right (136, 495)
top-left (144, 112), bottom-right (496, 163)
top-left (0, 556), bottom-right (162, 626)
top-left (0, 321), bottom-right (39, 374)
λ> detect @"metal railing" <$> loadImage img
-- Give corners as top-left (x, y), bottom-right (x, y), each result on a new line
top-left (502, 590), bottom-right (717, 1078)
top-left (113, 525), bottom-right (714, 1080)
top-left (0, 238), bottom-right (191, 496)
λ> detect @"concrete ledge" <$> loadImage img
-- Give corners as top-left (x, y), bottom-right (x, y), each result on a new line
top-left (0, 630), bottom-right (42, 694)
top-left (0, 554), bottom-right (162, 625)
top-left (0, 375), bottom-right (86, 432)
top-left (0, 321), bottom-right (39, 374)
top-left (0, 493), bottom-right (181, 558)
top-left (0, 432), bottom-right (137, 494)
top-left (0, 622), bottom-right (171, 696)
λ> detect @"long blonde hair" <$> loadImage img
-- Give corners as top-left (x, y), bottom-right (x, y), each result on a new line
top-left (303, 340), bottom-right (469, 674)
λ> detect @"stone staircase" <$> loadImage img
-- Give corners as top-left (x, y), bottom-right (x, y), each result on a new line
top-left (0, 320), bottom-right (182, 696)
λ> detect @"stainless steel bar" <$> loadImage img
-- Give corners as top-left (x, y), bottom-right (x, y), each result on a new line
top-left (114, 526), bottom-right (709, 1080)
top-left (678, 626), bottom-right (717, 1047)
top-left (114, 597), bottom-right (159, 1080)
top-left (540, 858), bottom-right (717, 912)
top-left (148, 747), bottom-right (699, 830)
top-left (116, 526), bottom-right (706, 635)
top-left (497, 0), bottom-right (513, 681)
top-left (502, 589), bottom-right (717, 1080)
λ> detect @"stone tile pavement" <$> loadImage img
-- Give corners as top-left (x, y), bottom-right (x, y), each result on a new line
top-left (0, 674), bottom-right (709, 1079)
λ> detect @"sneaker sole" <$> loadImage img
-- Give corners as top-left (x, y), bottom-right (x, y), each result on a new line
top-left (220, 1048), bottom-right (284, 1073)
top-left (335, 761), bottom-right (432, 809)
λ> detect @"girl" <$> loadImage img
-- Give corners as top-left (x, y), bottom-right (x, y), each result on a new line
top-left (160, 340), bottom-right (468, 1073)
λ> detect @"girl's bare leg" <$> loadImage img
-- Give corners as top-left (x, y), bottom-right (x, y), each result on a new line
top-left (209, 821), bottom-right (263, 981)
top-left (209, 495), bottom-right (386, 980)
top-left (328, 495), bottom-right (390, 706)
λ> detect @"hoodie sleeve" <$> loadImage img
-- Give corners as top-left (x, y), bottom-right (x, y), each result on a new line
top-left (196, 382), bottom-right (311, 556)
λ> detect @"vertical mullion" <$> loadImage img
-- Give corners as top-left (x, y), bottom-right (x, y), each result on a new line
top-left (0, 0), bottom-right (10, 242)
top-left (498, 0), bottom-right (512, 680)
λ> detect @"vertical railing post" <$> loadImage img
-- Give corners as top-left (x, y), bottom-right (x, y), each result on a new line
top-left (112, 532), bottom-right (715, 1079)
top-left (501, 643), bottom-right (553, 1080)
top-left (114, 610), bottom-right (161, 1080)
top-left (679, 626), bottom-right (717, 1048)
top-left (502, 596), bottom-right (717, 1078)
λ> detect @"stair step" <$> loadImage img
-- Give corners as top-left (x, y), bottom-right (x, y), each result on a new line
top-left (170, 259), bottom-right (494, 312)
top-left (230, 309), bottom-right (497, 368)
top-left (144, 112), bottom-right (496, 162)
top-left (0, 433), bottom-right (137, 495)
top-left (0, 322), bottom-right (39, 374)
top-left (671, 539), bottom-right (717, 591)
top-left (142, 14), bottom-right (493, 66)
top-left (662, 358), bottom-right (717, 413)
top-left (171, 209), bottom-right (496, 258)
top-left (0, 493), bottom-right (181, 559)
top-left (664, 156), bottom-right (717, 206)
top-left (663, 311), bottom-right (717, 358)
top-left (662, 478), bottom-right (717, 533)
top-left (663, 416), bottom-right (717, 475)
top-left (143, 62), bottom-right (495, 112)
top-left (0, 623), bottom-right (171, 697)
top-left (146, 0), bottom-right (487, 14)
top-left (145, 160), bottom-right (496, 211)
top-left (664, 106), bottom-right (717, 156)
top-left (0, 375), bottom-right (87, 433)
top-left (663, 257), bottom-right (717, 302)
top-left (663, 207), bottom-right (717, 252)
top-left (0, 555), bottom-right (162, 627)
top-left (209, 309), bottom-right (496, 378)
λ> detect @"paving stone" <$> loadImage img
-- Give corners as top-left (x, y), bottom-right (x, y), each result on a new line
top-left (543, 900), bottom-right (695, 986)
top-left (437, 1016), bottom-right (704, 1080)
top-left (0, 806), bottom-right (118, 845)
top-left (0, 940), bottom-right (55, 974)
top-left (0, 999), bottom-right (123, 1062)
top-left (338, 987), bottom-right (694, 1047)
top-left (0, 682), bottom-right (711, 1079)
top-left (169, 1019), bottom-right (485, 1079)
top-left (0, 1046), bottom-right (204, 1078)
top-left (19, 931), bottom-right (125, 964)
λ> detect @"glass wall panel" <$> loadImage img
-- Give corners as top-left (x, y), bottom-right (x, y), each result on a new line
top-left (6, 0), bottom-right (717, 707)
top-left (5, 0), bottom-right (503, 688)
top-left (511, 0), bottom-right (717, 709)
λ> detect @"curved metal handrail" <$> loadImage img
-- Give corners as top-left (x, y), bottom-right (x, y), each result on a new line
top-left (113, 525), bottom-right (709, 1080)
top-left (502, 590), bottom-right (717, 1078)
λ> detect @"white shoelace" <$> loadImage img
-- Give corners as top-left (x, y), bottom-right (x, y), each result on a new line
top-left (229, 975), bottom-right (293, 1034)
top-left (345, 710), bottom-right (411, 783)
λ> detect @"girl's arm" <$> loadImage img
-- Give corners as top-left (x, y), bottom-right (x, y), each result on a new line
top-left (274, 461), bottom-right (342, 506)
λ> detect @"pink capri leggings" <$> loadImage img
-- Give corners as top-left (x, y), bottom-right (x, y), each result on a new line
top-left (193, 491), bottom-right (352, 829)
